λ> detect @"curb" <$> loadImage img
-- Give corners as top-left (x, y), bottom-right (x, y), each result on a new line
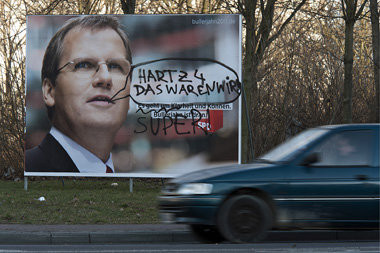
top-left (0, 230), bottom-right (378, 245)
top-left (0, 231), bottom-right (195, 245)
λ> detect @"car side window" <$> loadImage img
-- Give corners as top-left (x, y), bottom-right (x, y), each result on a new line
top-left (311, 130), bottom-right (374, 166)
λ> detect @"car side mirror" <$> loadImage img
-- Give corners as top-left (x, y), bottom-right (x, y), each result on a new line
top-left (300, 152), bottom-right (320, 167)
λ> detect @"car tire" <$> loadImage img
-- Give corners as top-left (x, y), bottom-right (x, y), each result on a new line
top-left (217, 194), bottom-right (273, 243)
top-left (190, 224), bottom-right (225, 243)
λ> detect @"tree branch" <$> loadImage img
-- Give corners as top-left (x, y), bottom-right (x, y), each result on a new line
top-left (268, 0), bottom-right (307, 47)
top-left (355, 0), bottom-right (369, 20)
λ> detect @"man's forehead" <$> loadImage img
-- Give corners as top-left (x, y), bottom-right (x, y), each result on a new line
top-left (63, 26), bottom-right (122, 44)
top-left (61, 27), bottom-right (127, 59)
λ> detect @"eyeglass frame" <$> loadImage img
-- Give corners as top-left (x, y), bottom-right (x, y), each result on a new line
top-left (56, 57), bottom-right (132, 79)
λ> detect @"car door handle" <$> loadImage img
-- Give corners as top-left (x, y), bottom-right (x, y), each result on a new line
top-left (355, 174), bottom-right (369, 180)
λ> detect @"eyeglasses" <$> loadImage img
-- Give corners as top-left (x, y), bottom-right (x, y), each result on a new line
top-left (57, 58), bottom-right (131, 80)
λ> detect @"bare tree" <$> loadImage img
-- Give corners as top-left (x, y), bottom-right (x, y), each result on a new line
top-left (370, 0), bottom-right (379, 122)
top-left (341, 0), bottom-right (368, 123)
top-left (250, 1), bottom-right (340, 154)
top-left (0, 0), bottom-right (26, 178)
top-left (252, 0), bottom-right (377, 156)
top-left (238, 0), bottom-right (307, 161)
top-left (136, 0), bottom-right (228, 14)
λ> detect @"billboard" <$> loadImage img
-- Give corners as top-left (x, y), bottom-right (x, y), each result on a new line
top-left (25, 14), bottom-right (242, 177)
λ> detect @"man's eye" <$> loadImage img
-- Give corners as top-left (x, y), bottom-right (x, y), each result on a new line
top-left (107, 63), bottom-right (123, 71)
top-left (74, 61), bottom-right (95, 70)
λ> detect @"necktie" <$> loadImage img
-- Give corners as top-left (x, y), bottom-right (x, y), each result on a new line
top-left (106, 165), bottom-right (113, 173)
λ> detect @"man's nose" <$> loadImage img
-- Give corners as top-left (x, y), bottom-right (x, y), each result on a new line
top-left (93, 62), bottom-right (112, 89)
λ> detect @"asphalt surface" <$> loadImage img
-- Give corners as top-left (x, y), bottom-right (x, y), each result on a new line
top-left (0, 224), bottom-right (378, 244)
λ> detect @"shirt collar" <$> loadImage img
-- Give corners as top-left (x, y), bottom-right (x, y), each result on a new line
top-left (50, 127), bottom-right (114, 173)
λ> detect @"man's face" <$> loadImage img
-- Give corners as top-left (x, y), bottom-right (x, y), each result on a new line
top-left (44, 27), bottom-right (131, 136)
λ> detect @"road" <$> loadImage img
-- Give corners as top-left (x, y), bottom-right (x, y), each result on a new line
top-left (0, 242), bottom-right (378, 253)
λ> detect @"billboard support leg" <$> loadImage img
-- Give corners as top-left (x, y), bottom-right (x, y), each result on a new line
top-left (24, 177), bottom-right (28, 191)
top-left (130, 178), bottom-right (133, 193)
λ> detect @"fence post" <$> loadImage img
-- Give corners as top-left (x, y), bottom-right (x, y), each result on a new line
top-left (24, 177), bottom-right (28, 191)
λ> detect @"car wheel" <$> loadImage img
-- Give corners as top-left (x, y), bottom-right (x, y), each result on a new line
top-left (217, 194), bottom-right (273, 243)
top-left (190, 224), bottom-right (225, 243)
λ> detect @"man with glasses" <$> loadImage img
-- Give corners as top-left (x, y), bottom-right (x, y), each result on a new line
top-left (26, 15), bottom-right (132, 173)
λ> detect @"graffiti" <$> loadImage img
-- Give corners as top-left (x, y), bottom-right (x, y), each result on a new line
top-left (134, 73), bottom-right (239, 97)
top-left (134, 69), bottom-right (239, 97)
top-left (134, 108), bottom-right (210, 136)
top-left (109, 58), bottom-right (241, 136)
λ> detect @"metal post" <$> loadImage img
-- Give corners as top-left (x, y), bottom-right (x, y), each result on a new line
top-left (129, 178), bottom-right (133, 193)
top-left (24, 177), bottom-right (28, 191)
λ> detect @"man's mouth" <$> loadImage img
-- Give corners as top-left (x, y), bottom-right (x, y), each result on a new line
top-left (87, 95), bottom-right (115, 104)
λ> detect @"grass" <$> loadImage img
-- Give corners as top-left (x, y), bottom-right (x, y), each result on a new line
top-left (0, 178), bottom-right (163, 224)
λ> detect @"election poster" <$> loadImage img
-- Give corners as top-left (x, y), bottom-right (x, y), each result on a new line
top-left (25, 14), bottom-right (242, 177)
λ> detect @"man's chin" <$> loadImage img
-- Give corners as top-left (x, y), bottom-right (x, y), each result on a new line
top-left (85, 120), bottom-right (123, 131)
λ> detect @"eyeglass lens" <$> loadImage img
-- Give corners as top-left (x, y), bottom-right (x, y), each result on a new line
top-left (61, 58), bottom-right (130, 79)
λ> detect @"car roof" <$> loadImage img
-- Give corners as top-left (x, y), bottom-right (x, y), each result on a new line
top-left (317, 123), bottom-right (379, 130)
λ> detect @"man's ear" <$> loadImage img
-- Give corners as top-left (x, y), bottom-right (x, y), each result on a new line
top-left (42, 78), bottom-right (55, 107)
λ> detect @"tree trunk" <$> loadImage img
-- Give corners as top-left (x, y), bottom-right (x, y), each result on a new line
top-left (241, 0), bottom-right (257, 163)
top-left (370, 0), bottom-right (379, 122)
top-left (240, 0), bottom-right (306, 162)
top-left (120, 0), bottom-right (136, 14)
top-left (342, 0), bottom-right (368, 123)
top-left (343, 18), bottom-right (355, 123)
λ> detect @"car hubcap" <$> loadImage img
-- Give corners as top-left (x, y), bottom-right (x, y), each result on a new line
top-left (230, 204), bottom-right (260, 235)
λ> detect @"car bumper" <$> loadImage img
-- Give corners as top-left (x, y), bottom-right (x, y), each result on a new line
top-left (158, 195), bottom-right (223, 225)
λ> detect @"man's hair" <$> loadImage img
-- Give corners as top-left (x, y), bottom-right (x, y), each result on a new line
top-left (41, 15), bottom-right (132, 120)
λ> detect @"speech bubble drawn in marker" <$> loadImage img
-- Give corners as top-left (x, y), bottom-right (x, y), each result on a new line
top-left (110, 58), bottom-right (241, 106)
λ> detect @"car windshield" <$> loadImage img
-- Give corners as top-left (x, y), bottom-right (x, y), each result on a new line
top-left (259, 128), bottom-right (329, 163)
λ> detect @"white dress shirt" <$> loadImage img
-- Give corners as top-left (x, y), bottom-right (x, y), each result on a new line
top-left (50, 127), bottom-right (114, 173)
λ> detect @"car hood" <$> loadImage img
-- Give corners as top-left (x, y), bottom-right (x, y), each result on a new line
top-left (171, 162), bottom-right (276, 184)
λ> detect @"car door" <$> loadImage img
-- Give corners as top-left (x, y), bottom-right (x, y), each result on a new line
top-left (286, 128), bottom-right (379, 227)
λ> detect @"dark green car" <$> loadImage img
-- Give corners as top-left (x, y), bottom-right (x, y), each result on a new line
top-left (159, 124), bottom-right (380, 243)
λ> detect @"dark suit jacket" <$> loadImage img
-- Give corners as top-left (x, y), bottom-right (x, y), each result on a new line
top-left (25, 134), bottom-right (79, 172)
